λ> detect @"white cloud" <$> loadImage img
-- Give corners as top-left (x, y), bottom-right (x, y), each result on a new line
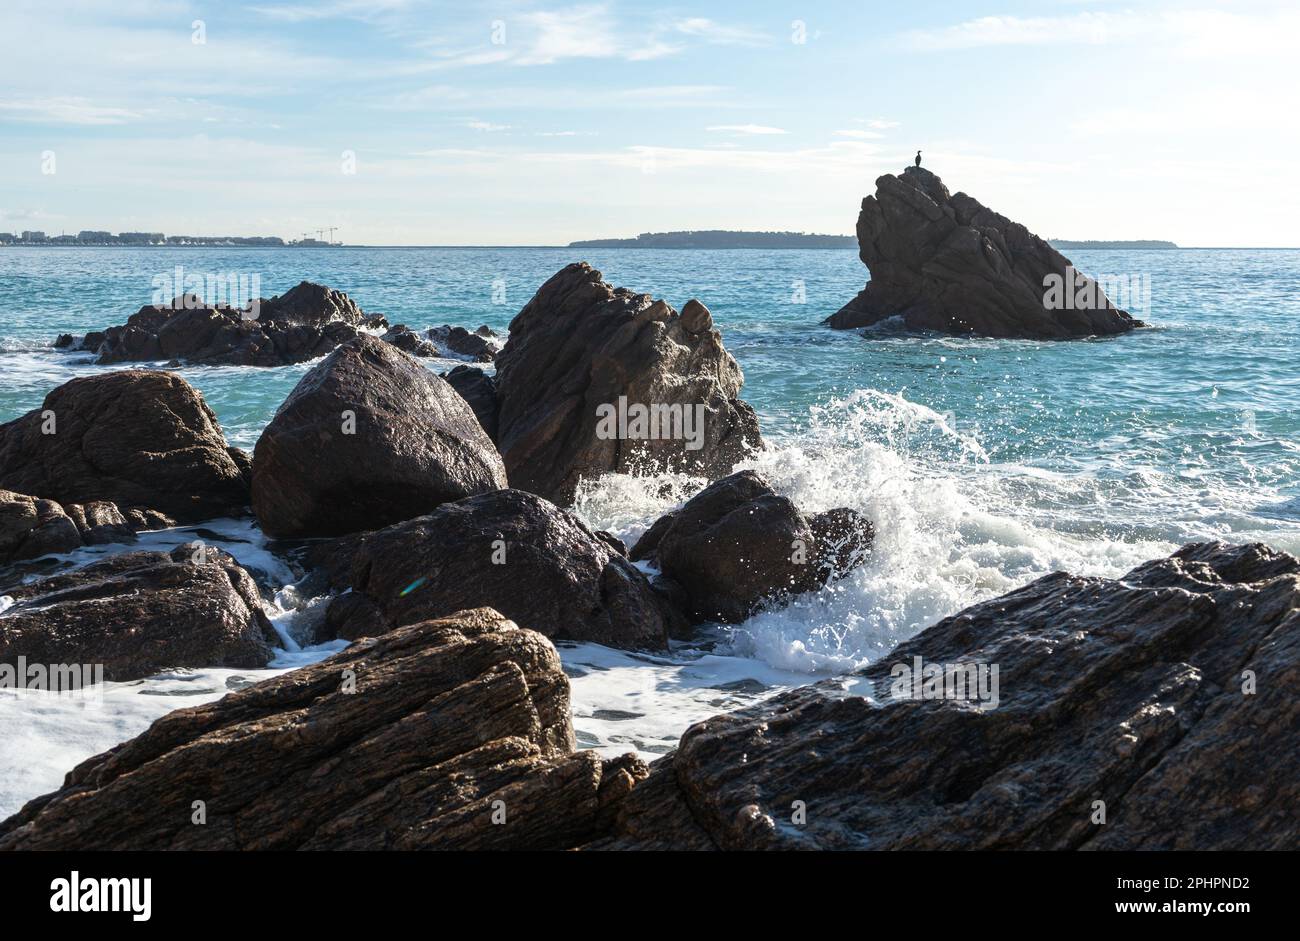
top-left (674, 18), bottom-right (769, 46)
top-left (0, 97), bottom-right (142, 125)
top-left (707, 124), bottom-right (788, 135)
top-left (467, 119), bottom-right (510, 131)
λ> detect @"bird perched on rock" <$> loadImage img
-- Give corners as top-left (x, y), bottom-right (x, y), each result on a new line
top-left (915, 150), bottom-right (922, 167)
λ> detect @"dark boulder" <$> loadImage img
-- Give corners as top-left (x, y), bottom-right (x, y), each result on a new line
top-left (494, 263), bottom-right (763, 505)
top-left (427, 324), bottom-right (500, 361)
top-left (0, 544), bottom-right (276, 683)
top-left (443, 365), bottom-right (499, 441)
top-left (592, 542), bottom-right (1300, 850)
top-left (380, 324), bottom-right (440, 357)
top-left (84, 281), bottom-right (378, 367)
top-left (0, 371), bottom-right (249, 523)
top-left (251, 334), bottom-right (507, 538)
top-left (629, 470), bottom-right (873, 623)
top-left (0, 608), bottom-right (647, 850)
top-left (826, 166), bottom-right (1142, 338)
top-left (316, 488), bottom-right (677, 650)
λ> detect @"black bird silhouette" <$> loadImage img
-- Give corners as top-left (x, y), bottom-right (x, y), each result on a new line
top-left (915, 150), bottom-right (922, 167)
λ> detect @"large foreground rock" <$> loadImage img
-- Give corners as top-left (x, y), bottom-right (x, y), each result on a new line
top-left (80, 281), bottom-right (387, 367)
top-left (251, 334), bottom-right (508, 538)
top-left (592, 542), bottom-right (1299, 849)
top-left (826, 166), bottom-right (1142, 338)
top-left (0, 544), bottom-right (276, 682)
top-left (0, 608), bottom-right (646, 850)
top-left (493, 263), bottom-right (763, 505)
top-left (0, 371), bottom-right (250, 523)
top-left (630, 471), bottom-right (874, 623)
top-left (316, 488), bottom-right (677, 649)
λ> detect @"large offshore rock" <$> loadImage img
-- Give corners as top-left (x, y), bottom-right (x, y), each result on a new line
top-left (629, 470), bottom-right (873, 623)
top-left (83, 281), bottom-right (382, 367)
top-left (251, 334), bottom-right (507, 538)
top-left (0, 608), bottom-right (647, 850)
top-left (826, 166), bottom-right (1142, 338)
top-left (493, 263), bottom-right (763, 504)
top-left (592, 542), bottom-right (1299, 850)
top-left (0, 370), bottom-right (249, 523)
top-left (317, 488), bottom-right (677, 650)
top-left (0, 544), bottom-right (276, 682)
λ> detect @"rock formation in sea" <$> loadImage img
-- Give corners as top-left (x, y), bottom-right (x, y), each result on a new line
top-left (250, 334), bottom-right (508, 539)
top-left (0, 489), bottom-right (170, 565)
top-left (426, 324), bottom-right (501, 361)
top-left (493, 263), bottom-right (763, 505)
top-left (630, 470), bottom-right (874, 623)
top-left (0, 608), bottom-right (646, 850)
top-left (62, 281), bottom-right (388, 367)
top-left (0, 370), bottom-right (250, 523)
top-left (311, 488), bottom-right (681, 650)
top-left (825, 166), bottom-right (1143, 338)
top-left (379, 324), bottom-right (441, 357)
top-left (0, 543), bottom-right (276, 682)
top-left (590, 542), bottom-right (1299, 850)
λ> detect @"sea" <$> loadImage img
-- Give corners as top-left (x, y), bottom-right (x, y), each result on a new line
top-left (2, 245), bottom-right (1298, 817)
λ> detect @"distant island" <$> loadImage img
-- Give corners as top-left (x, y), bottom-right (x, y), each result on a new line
top-left (1048, 239), bottom-right (1178, 250)
top-left (0, 230), bottom-right (339, 247)
top-left (568, 230), bottom-right (856, 249)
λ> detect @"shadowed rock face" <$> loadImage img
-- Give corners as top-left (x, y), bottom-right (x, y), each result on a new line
top-left (629, 470), bottom-right (874, 623)
top-left (443, 365), bottom-right (499, 441)
top-left (0, 371), bottom-right (249, 523)
top-left (81, 281), bottom-right (386, 367)
top-left (826, 166), bottom-right (1142, 339)
top-left (0, 490), bottom-right (142, 565)
top-left (493, 263), bottom-right (763, 505)
top-left (591, 542), bottom-right (1299, 850)
top-left (0, 608), bottom-right (647, 850)
top-left (0, 544), bottom-right (276, 682)
top-left (250, 334), bottom-right (508, 538)
top-left (316, 488), bottom-right (677, 650)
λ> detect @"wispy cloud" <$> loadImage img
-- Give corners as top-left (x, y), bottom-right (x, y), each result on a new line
top-left (0, 96), bottom-right (142, 125)
top-left (467, 119), bottom-right (510, 131)
top-left (707, 124), bottom-right (787, 135)
top-left (250, 0), bottom-right (414, 23)
top-left (674, 18), bottom-right (770, 46)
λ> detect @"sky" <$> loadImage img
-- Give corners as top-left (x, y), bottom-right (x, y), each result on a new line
top-left (0, 0), bottom-right (1297, 246)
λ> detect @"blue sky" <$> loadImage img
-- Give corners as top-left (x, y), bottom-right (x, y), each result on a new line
top-left (1, 0), bottom-right (1296, 245)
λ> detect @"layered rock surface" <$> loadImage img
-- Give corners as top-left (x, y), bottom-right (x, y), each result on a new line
top-left (0, 608), bottom-right (646, 850)
top-left (0, 544), bottom-right (276, 682)
top-left (826, 166), bottom-right (1142, 338)
top-left (315, 488), bottom-right (677, 650)
top-left (493, 263), bottom-right (762, 505)
top-left (592, 542), bottom-right (1299, 849)
top-left (0, 370), bottom-right (249, 523)
top-left (0, 490), bottom-right (157, 565)
top-left (250, 334), bottom-right (507, 538)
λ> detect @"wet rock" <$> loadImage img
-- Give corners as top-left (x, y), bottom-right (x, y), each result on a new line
top-left (0, 370), bottom-right (250, 523)
top-left (0, 608), bottom-right (648, 850)
top-left (251, 334), bottom-right (507, 538)
top-left (427, 324), bottom-right (500, 362)
top-left (381, 324), bottom-right (440, 357)
top-left (317, 488), bottom-right (676, 650)
top-left (594, 542), bottom-right (1300, 850)
top-left (826, 166), bottom-right (1142, 338)
top-left (83, 281), bottom-right (377, 367)
top-left (0, 544), bottom-right (277, 683)
top-left (494, 263), bottom-right (763, 505)
top-left (630, 471), bottom-right (873, 623)
top-left (0, 490), bottom-right (144, 565)
top-left (443, 365), bottom-right (499, 441)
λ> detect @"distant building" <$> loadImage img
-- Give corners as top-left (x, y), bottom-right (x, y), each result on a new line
top-left (77, 230), bottom-right (113, 243)
top-left (21, 230), bottom-right (47, 243)
top-left (0, 233), bottom-right (15, 244)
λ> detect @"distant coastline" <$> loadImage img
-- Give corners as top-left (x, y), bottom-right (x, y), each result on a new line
top-left (0, 230), bottom-right (337, 247)
top-left (569, 230), bottom-right (855, 249)
top-left (1049, 239), bottom-right (1178, 250)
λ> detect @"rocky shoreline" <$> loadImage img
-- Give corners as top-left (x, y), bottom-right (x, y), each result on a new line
top-left (2, 260), bottom-right (1295, 851)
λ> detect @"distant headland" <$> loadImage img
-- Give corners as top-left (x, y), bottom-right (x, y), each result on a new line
top-left (568, 230), bottom-right (855, 249)
top-left (1048, 239), bottom-right (1178, 250)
